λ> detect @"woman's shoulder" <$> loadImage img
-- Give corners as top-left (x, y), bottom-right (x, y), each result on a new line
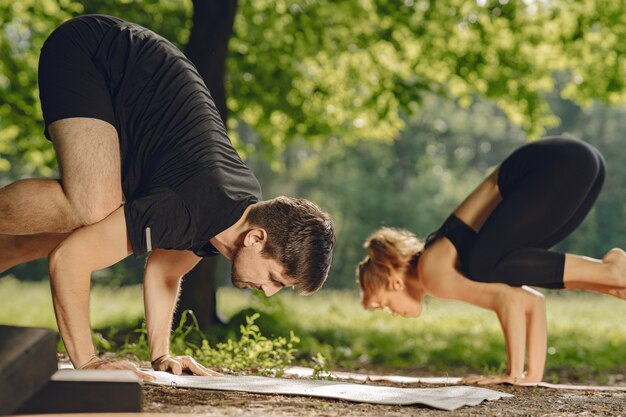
top-left (418, 238), bottom-right (461, 290)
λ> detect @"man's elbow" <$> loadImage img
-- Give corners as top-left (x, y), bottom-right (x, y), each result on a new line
top-left (48, 241), bottom-right (85, 281)
top-left (144, 263), bottom-right (183, 287)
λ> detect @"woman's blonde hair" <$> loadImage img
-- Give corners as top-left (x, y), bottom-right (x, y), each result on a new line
top-left (357, 227), bottom-right (424, 306)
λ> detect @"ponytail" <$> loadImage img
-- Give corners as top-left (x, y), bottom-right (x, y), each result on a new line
top-left (357, 227), bottom-right (423, 299)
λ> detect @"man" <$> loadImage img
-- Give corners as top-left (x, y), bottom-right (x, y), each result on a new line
top-left (0, 15), bottom-right (335, 379)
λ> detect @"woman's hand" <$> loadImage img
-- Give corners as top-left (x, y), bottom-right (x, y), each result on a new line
top-left (79, 356), bottom-right (155, 382)
top-left (461, 373), bottom-right (540, 386)
top-left (151, 354), bottom-right (222, 376)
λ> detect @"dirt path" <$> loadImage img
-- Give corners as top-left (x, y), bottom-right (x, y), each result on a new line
top-left (143, 383), bottom-right (626, 416)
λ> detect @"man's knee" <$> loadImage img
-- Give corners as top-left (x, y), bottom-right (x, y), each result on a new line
top-left (70, 198), bottom-right (120, 226)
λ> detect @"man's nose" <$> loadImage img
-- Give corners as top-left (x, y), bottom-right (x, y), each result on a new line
top-left (262, 284), bottom-right (281, 297)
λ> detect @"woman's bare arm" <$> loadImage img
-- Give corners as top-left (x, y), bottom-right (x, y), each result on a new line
top-left (522, 286), bottom-right (547, 382)
top-left (420, 240), bottom-right (547, 384)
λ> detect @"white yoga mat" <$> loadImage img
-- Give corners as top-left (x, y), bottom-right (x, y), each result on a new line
top-left (284, 366), bottom-right (626, 392)
top-left (146, 371), bottom-right (512, 411)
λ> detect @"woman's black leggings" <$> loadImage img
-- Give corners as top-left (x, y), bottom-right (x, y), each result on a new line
top-left (462, 137), bottom-right (606, 289)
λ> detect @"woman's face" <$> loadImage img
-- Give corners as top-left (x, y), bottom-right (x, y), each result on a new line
top-left (364, 273), bottom-right (423, 318)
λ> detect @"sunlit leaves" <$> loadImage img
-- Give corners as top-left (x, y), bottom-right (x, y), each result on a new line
top-left (0, 0), bottom-right (81, 178)
top-left (0, 0), bottom-right (192, 178)
top-left (555, 0), bottom-right (626, 106)
top-left (229, 0), bottom-right (626, 155)
top-left (2, 0), bottom-right (626, 172)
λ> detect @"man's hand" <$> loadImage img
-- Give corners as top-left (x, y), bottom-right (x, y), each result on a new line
top-left (80, 356), bottom-right (155, 382)
top-left (151, 354), bottom-right (222, 376)
top-left (461, 373), bottom-right (539, 386)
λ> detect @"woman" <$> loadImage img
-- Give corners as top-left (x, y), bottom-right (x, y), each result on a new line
top-left (357, 136), bottom-right (626, 385)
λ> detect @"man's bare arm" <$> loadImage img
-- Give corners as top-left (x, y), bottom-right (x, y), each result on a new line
top-left (144, 249), bottom-right (200, 362)
top-left (144, 249), bottom-right (221, 376)
top-left (48, 206), bottom-right (133, 366)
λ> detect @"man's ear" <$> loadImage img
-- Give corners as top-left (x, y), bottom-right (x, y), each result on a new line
top-left (243, 228), bottom-right (268, 247)
top-left (387, 272), bottom-right (405, 292)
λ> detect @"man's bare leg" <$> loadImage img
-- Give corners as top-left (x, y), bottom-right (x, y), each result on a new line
top-left (0, 118), bottom-right (122, 234)
top-left (0, 233), bottom-right (69, 273)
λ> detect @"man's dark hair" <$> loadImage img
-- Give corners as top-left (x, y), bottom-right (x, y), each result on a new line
top-left (247, 196), bottom-right (335, 295)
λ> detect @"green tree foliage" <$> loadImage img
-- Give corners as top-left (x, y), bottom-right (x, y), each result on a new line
top-left (0, 0), bottom-right (191, 179)
top-left (2, 0), bottom-right (626, 287)
top-left (4, 0), bottom-right (626, 172)
top-left (0, 0), bottom-right (80, 177)
top-left (229, 0), bottom-right (626, 154)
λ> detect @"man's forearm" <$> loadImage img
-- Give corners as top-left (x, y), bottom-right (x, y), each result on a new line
top-left (144, 265), bottom-right (183, 361)
top-left (143, 250), bottom-right (201, 362)
top-left (50, 258), bottom-right (97, 367)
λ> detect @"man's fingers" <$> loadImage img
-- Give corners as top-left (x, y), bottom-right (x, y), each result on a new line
top-left (79, 356), bottom-right (219, 380)
top-left (169, 359), bottom-right (183, 376)
top-left (81, 359), bottom-right (154, 382)
top-left (149, 355), bottom-right (221, 377)
top-left (182, 357), bottom-right (223, 377)
top-left (183, 358), bottom-right (209, 376)
top-left (205, 368), bottom-right (223, 376)
top-left (137, 369), bottom-right (156, 382)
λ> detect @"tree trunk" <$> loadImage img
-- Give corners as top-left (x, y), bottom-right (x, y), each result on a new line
top-left (174, 0), bottom-right (239, 329)
top-left (185, 0), bottom-right (238, 122)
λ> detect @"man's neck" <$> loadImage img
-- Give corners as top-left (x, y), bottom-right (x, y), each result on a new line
top-left (209, 205), bottom-right (253, 260)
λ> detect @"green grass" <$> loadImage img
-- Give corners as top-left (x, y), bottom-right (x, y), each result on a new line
top-left (209, 288), bottom-right (626, 382)
top-left (2, 275), bottom-right (625, 382)
top-left (0, 276), bottom-right (144, 329)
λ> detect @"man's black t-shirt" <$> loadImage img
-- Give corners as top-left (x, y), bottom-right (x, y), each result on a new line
top-left (39, 15), bottom-right (262, 257)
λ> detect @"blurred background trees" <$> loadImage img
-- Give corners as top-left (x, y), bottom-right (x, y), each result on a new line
top-left (1, 0), bottom-right (625, 303)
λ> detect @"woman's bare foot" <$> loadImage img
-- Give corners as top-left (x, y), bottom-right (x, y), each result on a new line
top-left (602, 248), bottom-right (626, 288)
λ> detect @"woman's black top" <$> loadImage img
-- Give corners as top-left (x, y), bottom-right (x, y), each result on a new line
top-left (425, 214), bottom-right (477, 271)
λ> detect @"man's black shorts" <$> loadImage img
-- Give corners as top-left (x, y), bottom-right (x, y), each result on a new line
top-left (38, 15), bottom-right (123, 140)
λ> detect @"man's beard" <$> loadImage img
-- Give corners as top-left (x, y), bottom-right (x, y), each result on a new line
top-left (230, 247), bottom-right (246, 289)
